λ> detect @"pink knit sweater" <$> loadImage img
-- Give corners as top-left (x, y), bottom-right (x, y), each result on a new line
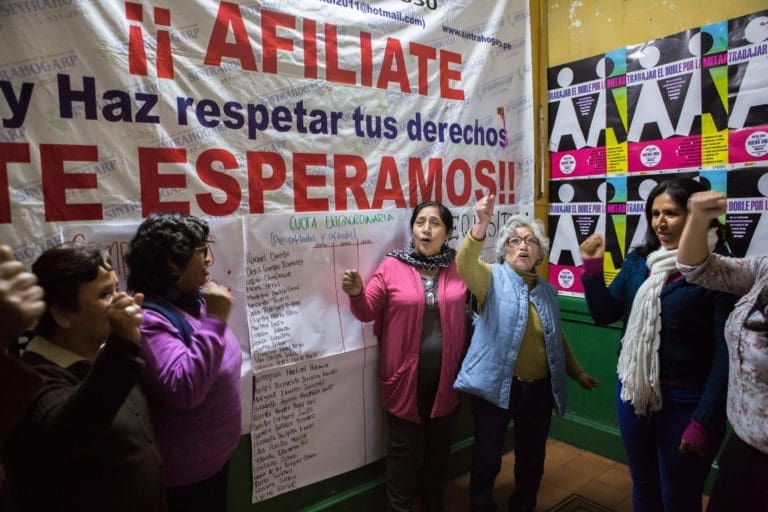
top-left (349, 257), bottom-right (469, 423)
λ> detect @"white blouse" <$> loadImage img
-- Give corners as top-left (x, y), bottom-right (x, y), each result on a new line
top-left (678, 253), bottom-right (768, 454)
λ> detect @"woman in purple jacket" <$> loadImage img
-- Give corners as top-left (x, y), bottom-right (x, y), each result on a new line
top-left (341, 201), bottom-right (470, 512)
top-left (126, 213), bottom-right (242, 512)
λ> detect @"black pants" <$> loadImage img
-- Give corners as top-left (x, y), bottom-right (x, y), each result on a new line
top-left (385, 411), bottom-right (458, 512)
top-left (469, 378), bottom-right (554, 512)
top-left (167, 462), bottom-right (229, 512)
top-left (707, 434), bottom-right (768, 512)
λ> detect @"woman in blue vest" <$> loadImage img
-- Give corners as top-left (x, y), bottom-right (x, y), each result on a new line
top-left (579, 177), bottom-right (734, 511)
top-left (454, 194), bottom-right (599, 512)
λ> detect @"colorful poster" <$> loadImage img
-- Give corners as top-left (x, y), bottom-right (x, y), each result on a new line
top-left (701, 20), bottom-right (730, 167)
top-left (548, 54), bottom-right (606, 178)
top-left (627, 29), bottom-right (703, 172)
top-left (699, 168), bottom-right (728, 195)
top-left (603, 175), bottom-right (626, 284)
top-left (0, 0), bottom-right (535, 502)
top-left (728, 9), bottom-right (768, 166)
top-left (726, 167), bottom-right (768, 257)
top-left (545, 10), bottom-right (768, 294)
top-left (605, 48), bottom-right (628, 175)
top-left (548, 177), bottom-right (605, 296)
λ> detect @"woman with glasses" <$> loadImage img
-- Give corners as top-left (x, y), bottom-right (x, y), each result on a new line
top-left (454, 194), bottom-right (598, 512)
top-left (579, 178), bottom-right (734, 512)
top-left (126, 213), bottom-right (242, 512)
top-left (341, 201), bottom-right (470, 512)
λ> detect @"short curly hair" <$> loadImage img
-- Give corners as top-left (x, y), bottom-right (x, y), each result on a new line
top-left (494, 214), bottom-right (550, 267)
top-left (126, 212), bottom-right (210, 295)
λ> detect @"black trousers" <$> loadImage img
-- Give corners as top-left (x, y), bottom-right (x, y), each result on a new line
top-left (167, 462), bottom-right (229, 512)
top-left (707, 434), bottom-right (768, 512)
top-left (469, 378), bottom-right (554, 512)
top-left (385, 410), bottom-right (458, 512)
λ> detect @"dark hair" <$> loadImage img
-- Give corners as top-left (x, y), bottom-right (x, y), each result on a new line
top-left (633, 177), bottom-right (722, 257)
top-left (409, 201), bottom-right (454, 234)
top-left (745, 285), bottom-right (768, 333)
top-left (126, 212), bottom-right (210, 295)
top-left (32, 243), bottom-right (113, 337)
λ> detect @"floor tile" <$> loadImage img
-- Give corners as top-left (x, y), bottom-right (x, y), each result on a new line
top-left (561, 451), bottom-right (614, 480)
top-left (595, 465), bottom-right (633, 491)
top-left (576, 479), bottom-right (630, 508)
top-left (444, 439), bottom-right (633, 512)
top-left (444, 439), bottom-right (709, 511)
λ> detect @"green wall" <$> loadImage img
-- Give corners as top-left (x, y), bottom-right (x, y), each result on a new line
top-left (548, 297), bottom-right (625, 463)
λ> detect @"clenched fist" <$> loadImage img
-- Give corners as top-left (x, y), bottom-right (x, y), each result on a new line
top-left (341, 270), bottom-right (363, 297)
top-left (580, 234), bottom-right (605, 260)
top-left (687, 191), bottom-right (727, 220)
top-left (0, 245), bottom-right (45, 347)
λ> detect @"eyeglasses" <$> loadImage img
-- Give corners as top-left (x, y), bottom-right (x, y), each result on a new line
top-left (507, 236), bottom-right (539, 247)
top-left (196, 241), bottom-right (214, 258)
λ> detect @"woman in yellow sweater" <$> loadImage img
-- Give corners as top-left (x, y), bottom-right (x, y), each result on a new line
top-left (454, 194), bottom-right (598, 512)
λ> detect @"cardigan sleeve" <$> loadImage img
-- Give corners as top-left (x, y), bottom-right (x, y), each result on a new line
top-left (456, 232), bottom-right (492, 307)
top-left (678, 252), bottom-right (764, 297)
top-left (22, 336), bottom-right (143, 453)
top-left (0, 353), bottom-right (42, 449)
top-left (348, 258), bottom-right (392, 323)
top-left (562, 333), bottom-right (585, 379)
top-left (581, 254), bottom-right (635, 325)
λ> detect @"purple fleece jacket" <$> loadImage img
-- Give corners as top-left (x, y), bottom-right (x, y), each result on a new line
top-left (138, 303), bottom-right (242, 486)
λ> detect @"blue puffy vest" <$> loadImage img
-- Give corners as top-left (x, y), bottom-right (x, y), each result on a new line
top-left (453, 263), bottom-right (568, 415)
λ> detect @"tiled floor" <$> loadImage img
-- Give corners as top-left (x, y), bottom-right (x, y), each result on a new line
top-left (443, 439), bottom-right (710, 511)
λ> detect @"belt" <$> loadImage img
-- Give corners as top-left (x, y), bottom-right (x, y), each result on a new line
top-left (513, 376), bottom-right (548, 384)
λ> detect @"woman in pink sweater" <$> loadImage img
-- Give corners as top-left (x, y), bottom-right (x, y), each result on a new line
top-left (341, 201), bottom-right (470, 512)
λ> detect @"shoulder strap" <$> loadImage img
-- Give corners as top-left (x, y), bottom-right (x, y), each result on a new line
top-left (142, 298), bottom-right (194, 347)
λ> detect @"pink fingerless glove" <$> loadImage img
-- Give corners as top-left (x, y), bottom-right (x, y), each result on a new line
top-left (682, 418), bottom-right (713, 455)
top-left (581, 257), bottom-right (603, 277)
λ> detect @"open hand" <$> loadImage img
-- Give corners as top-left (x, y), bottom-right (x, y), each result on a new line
top-left (576, 372), bottom-right (600, 390)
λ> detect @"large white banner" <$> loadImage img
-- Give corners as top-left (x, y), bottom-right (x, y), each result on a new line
top-left (0, 0), bottom-right (534, 502)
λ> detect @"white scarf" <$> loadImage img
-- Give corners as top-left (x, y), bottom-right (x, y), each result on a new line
top-left (617, 229), bottom-right (718, 415)
top-left (617, 246), bottom-right (678, 415)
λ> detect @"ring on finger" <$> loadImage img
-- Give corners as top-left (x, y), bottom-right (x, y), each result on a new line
top-left (124, 305), bottom-right (139, 316)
